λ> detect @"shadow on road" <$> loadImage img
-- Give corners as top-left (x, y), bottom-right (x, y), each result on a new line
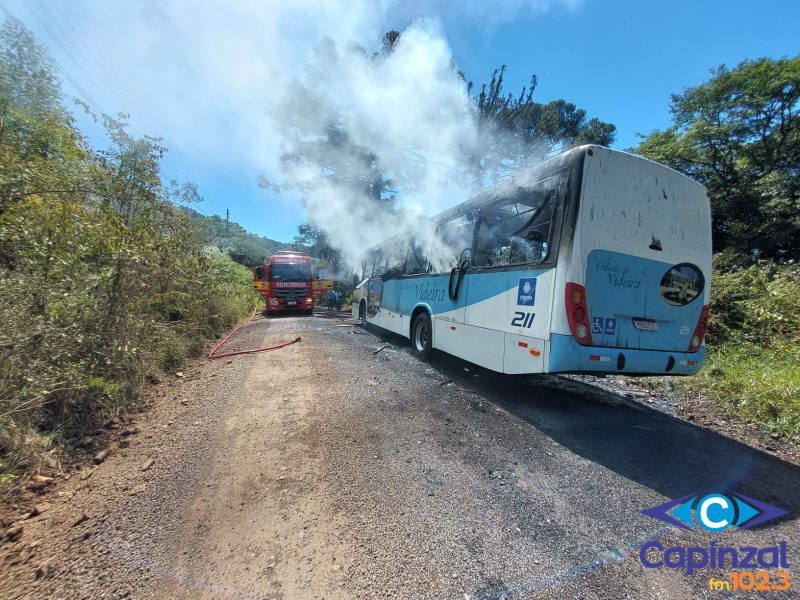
top-left (368, 325), bottom-right (800, 519)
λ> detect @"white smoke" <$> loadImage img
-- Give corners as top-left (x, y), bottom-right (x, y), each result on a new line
top-left (270, 19), bottom-right (479, 272)
top-left (13, 0), bottom-right (579, 267)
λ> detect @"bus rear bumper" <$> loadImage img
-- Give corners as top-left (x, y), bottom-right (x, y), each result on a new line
top-left (549, 334), bottom-right (705, 375)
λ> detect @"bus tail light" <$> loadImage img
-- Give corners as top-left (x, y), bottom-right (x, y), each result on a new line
top-left (687, 304), bottom-right (709, 352)
top-left (566, 282), bottom-right (593, 346)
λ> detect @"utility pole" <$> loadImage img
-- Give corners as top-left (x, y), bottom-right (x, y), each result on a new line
top-left (225, 209), bottom-right (230, 234)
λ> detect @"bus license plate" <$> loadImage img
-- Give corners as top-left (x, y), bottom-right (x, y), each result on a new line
top-left (633, 318), bottom-right (657, 331)
top-left (287, 300), bottom-right (297, 306)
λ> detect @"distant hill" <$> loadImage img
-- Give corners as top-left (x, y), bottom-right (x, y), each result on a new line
top-left (181, 207), bottom-right (302, 267)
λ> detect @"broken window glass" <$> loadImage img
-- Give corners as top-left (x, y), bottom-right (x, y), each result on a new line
top-left (404, 239), bottom-right (430, 275)
top-left (472, 174), bottom-right (560, 268)
top-left (430, 209), bottom-right (477, 273)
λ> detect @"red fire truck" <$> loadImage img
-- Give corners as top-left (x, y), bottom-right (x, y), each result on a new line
top-left (253, 252), bottom-right (316, 315)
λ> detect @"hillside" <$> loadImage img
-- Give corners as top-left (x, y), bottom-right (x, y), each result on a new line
top-left (181, 207), bottom-right (301, 267)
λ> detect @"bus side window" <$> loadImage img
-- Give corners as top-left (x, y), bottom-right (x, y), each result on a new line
top-left (431, 212), bottom-right (475, 273)
top-left (404, 240), bottom-right (429, 275)
top-left (370, 249), bottom-right (385, 278)
top-left (473, 178), bottom-right (559, 267)
top-left (383, 239), bottom-right (406, 280)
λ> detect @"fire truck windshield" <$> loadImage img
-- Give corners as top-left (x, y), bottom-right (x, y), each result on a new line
top-left (270, 263), bottom-right (311, 282)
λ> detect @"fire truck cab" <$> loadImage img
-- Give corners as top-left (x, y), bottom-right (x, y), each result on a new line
top-left (254, 252), bottom-right (315, 315)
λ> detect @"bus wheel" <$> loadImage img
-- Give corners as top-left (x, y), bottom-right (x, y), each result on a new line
top-left (411, 312), bottom-right (432, 360)
top-left (359, 300), bottom-right (366, 321)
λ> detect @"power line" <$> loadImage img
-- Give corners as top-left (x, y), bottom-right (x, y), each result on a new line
top-left (35, 0), bottom-right (196, 184)
top-left (47, 3), bottom-right (224, 215)
top-left (47, 0), bottom-right (201, 192)
top-left (0, 2), bottom-right (103, 122)
top-left (0, 1), bottom-right (225, 217)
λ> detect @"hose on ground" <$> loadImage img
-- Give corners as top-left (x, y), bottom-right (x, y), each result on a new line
top-left (207, 307), bottom-right (302, 360)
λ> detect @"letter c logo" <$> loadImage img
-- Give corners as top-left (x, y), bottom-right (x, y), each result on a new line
top-left (698, 494), bottom-right (734, 532)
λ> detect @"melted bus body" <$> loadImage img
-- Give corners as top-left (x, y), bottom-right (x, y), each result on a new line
top-left (352, 146), bottom-right (711, 375)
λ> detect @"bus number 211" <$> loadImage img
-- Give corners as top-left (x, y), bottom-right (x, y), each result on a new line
top-left (511, 312), bottom-right (535, 328)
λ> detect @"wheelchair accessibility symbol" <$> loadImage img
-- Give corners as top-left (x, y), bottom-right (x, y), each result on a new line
top-left (592, 316), bottom-right (616, 335)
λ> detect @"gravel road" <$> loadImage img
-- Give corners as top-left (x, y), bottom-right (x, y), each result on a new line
top-left (2, 312), bottom-right (799, 599)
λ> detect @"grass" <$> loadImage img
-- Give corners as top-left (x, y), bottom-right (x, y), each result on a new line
top-left (687, 343), bottom-right (800, 442)
top-left (669, 259), bottom-right (800, 443)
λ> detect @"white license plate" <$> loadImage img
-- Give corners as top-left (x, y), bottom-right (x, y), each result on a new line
top-left (633, 318), bottom-right (658, 331)
top-left (287, 300), bottom-right (297, 306)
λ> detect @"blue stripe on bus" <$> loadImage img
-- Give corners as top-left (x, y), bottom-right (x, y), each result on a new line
top-left (380, 268), bottom-right (551, 316)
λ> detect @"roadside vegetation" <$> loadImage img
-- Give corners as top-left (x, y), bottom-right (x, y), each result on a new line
top-left (635, 56), bottom-right (800, 442)
top-left (0, 20), bottom-right (257, 480)
top-left (686, 260), bottom-right (800, 440)
top-left (0, 13), bottom-right (797, 486)
top-left (182, 207), bottom-right (297, 267)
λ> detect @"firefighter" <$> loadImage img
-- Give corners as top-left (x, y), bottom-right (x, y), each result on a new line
top-left (326, 288), bottom-right (335, 312)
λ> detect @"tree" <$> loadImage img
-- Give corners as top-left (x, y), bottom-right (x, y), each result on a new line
top-left (0, 18), bottom-right (86, 215)
top-left (634, 57), bottom-right (800, 261)
top-left (469, 65), bottom-right (616, 185)
top-left (0, 18), bottom-right (257, 467)
top-left (293, 222), bottom-right (343, 272)
top-left (278, 30), bottom-right (616, 272)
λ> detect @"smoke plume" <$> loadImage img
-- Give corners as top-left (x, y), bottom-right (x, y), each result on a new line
top-left (269, 19), bottom-right (482, 273)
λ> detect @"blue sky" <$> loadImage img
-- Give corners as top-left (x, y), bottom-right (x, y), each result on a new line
top-left (5, 0), bottom-right (799, 243)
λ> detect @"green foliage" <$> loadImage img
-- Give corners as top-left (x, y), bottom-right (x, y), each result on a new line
top-left (0, 18), bottom-right (257, 475)
top-left (181, 207), bottom-right (297, 267)
top-left (471, 65), bottom-right (616, 183)
top-left (634, 56), bottom-right (800, 261)
top-left (293, 222), bottom-right (343, 274)
top-left (0, 19), bottom-right (87, 214)
top-left (706, 258), bottom-right (800, 346)
top-left (687, 261), bottom-right (800, 440)
top-left (633, 56), bottom-right (800, 438)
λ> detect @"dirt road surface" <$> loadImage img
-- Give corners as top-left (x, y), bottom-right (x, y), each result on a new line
top-left (2, 312), bottom-right (799, 599)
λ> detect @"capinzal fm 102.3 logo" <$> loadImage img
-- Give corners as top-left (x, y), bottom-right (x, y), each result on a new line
top-left (639, 492), bottom-right (791, 580)
top-left (642, 492), bottom-right (788, 532)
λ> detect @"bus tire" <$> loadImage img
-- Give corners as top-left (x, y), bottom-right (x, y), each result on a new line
top-left (411, 312), bottom-right (432, 360)
top-left (359, 300), bottom-right (366, 321)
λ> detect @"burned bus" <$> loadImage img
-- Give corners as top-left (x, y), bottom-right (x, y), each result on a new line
top-left (352, 145), bottom-right (712, 375)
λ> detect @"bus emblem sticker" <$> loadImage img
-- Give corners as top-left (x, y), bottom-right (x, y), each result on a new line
top-left (604, 318), bottom-right (616, 335)
top-left (659, 263), bottom-right (704, 306)
top-left (517, 278), bottom-right (537, 306)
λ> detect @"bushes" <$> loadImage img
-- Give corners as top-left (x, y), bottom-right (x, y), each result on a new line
top-left (687, 259), bottom-right (800, 441)
top-left (0, 194), bottom-right (256, 476)
top-left (0, 19), bottom-right (257, 477)
top-left (706, 256), bottom-right (800, 347)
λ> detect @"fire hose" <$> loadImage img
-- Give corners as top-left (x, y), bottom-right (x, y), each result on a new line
top-left (207, 306), bottom-right (301, 360)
